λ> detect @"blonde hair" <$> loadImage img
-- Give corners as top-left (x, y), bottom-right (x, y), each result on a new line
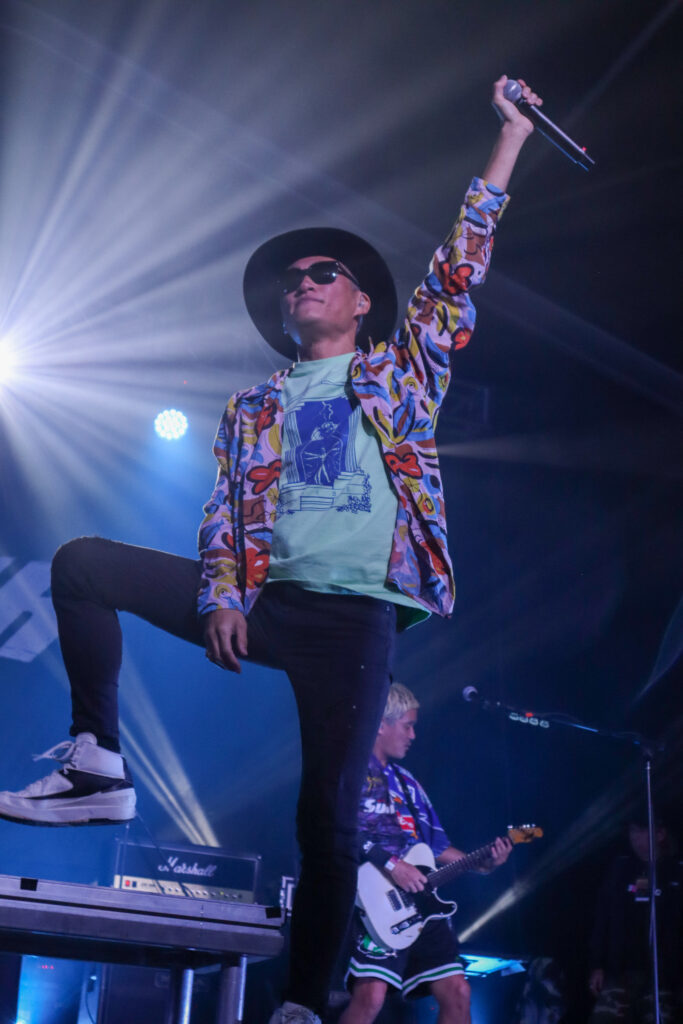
top-left (383, 682), bottom-right (420, 723)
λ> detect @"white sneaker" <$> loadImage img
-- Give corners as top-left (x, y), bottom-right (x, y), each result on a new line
top-left (0, 733), bottom-right (136, 825)
top-left (268, 1002), bottom-right (322, 1024)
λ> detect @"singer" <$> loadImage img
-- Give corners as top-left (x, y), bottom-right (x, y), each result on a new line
top-left (0, 76), bottom-right (542, 1024)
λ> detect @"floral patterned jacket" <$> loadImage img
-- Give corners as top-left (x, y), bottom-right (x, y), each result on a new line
top-left (197, 177), bottom-right (509, 619)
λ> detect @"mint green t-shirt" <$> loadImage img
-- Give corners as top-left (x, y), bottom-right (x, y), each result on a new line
top-left (268, 353), bottom-right (427, 627)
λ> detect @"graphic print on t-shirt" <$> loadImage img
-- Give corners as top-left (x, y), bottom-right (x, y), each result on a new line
top-left (277, 372), bottom-right (371, 515)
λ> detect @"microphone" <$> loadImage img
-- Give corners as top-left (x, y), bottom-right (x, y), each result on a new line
top-left (503, 78), bottom-right (595, 171)
top-left (461, 686), bottom-right (499, 710)
top-left (461, 686), bottom-right (550, 728)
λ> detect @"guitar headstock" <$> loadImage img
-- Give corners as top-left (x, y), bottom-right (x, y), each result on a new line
top-left (507, 824), bottom-right (543, 845)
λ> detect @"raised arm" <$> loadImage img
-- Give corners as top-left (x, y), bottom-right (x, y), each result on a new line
top-left (483, 75), bottom-right (542, 191)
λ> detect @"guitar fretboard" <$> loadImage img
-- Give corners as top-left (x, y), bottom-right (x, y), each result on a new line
top-left (427, 843), bottom-right (495, 887)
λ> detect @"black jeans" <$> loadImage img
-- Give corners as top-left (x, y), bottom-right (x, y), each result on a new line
top-left (51, 537), bottom-right (396, 1014)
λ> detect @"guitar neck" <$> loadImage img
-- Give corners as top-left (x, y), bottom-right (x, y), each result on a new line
top-left (427, 843), bottom-right (494, 887)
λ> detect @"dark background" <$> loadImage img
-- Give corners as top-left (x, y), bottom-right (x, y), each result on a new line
top-left (1, 0), bottom-right (681, 1019)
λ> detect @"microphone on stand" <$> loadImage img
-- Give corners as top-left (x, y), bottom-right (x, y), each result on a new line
top-left (461, 686), bottom-right (501, 712)
top-left (461, 686), bottom-right (550, 728)
top-left (503, 78), bottom-right (596, 171)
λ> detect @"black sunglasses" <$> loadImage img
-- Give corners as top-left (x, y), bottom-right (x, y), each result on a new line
top-left (278, 260), bottom-right (360, 295)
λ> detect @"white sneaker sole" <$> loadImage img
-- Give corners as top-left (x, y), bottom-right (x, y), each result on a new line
top-left (0, 788), bottom-right (136, 826)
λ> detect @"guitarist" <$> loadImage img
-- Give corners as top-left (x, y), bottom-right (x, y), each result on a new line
top-left (340, 683), bottom-right (511, 1024)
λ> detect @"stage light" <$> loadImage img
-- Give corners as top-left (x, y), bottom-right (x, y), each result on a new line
top-left (0, 338), bottom-right (18, 384)
top-left (119, 657), bottom-right (221, 847)
top-left (154, 408), bottom-right (188, 440)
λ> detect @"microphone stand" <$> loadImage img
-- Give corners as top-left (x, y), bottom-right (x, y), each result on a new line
top-left (643, 750), bottom-right (661, 1024)
top-left (467, 695), bottom-right (663, 1024)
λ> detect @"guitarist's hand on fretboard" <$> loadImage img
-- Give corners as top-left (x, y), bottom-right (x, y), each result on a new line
top-left (387, 860), bottom-right (429, 893)
top-left (481, 835), bottom-right (513, 872)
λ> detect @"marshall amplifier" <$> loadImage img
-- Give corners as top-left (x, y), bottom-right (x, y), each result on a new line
top-left (112, 837), bottom-right (261, 903)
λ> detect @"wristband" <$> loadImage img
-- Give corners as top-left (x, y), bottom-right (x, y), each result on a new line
top-left (384, 856), bottom-right (399, 872)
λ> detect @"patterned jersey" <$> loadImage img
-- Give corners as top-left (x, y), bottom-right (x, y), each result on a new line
top-left (359, 754), bottom-right (450, 863)
top-left (197, 178), bottom-right (509, 619)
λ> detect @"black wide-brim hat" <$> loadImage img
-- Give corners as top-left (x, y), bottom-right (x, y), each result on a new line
top-left (243, 227), bottom-right (398, 360)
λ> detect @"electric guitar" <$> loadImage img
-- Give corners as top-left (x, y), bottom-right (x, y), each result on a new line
top-left (356, 824), bottom-right (542, 951)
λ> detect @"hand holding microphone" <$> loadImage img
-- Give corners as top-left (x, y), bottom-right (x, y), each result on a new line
top-left (498, 75), bottom-right (596, 171)
top-left (492, 75), bottom-right (543, 139)
top-left (482, 75), bottom-right (594, 198)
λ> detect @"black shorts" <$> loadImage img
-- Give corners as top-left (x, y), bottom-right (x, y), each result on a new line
top-left (345, 913), bottom-right (465, 1000)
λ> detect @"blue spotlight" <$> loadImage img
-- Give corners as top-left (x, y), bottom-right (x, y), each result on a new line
top-left (154, 408), bottom-right (188, 440)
